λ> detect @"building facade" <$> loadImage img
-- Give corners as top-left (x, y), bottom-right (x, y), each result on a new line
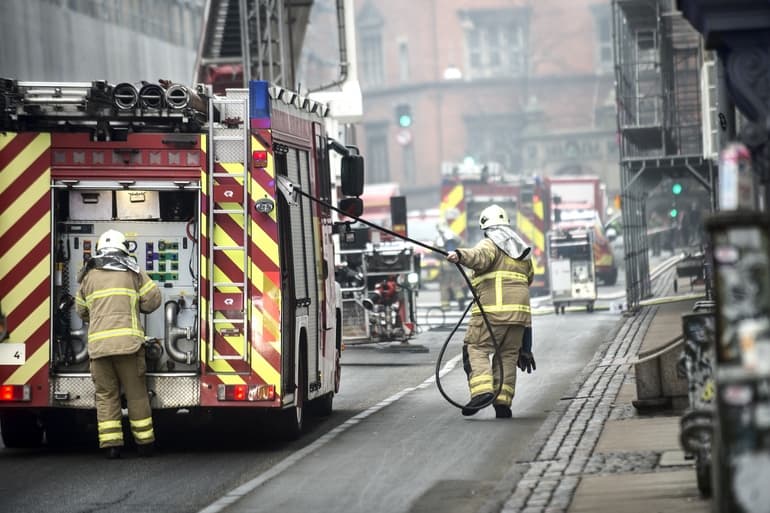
top-left (351, 0), bottom-right (620, 210)
top-left (0, 0), bottom-right (204, 84)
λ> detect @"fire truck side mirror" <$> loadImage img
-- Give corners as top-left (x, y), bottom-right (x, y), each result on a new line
top-left (341, 155), bottom-right (365, 197)
top-left (338, 197), bottom-right (364, 218)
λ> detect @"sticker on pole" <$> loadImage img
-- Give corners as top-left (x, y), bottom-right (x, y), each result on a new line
top-left (0, 343), bottom-right (26, 365)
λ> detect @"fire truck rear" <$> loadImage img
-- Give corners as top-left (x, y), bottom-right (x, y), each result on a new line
top-left (0, 78), bottom-right (364, 446)
top-left (439, 161), bottom-right (549, 297)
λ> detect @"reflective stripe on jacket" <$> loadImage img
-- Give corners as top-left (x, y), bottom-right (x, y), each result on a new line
top-left (76, 268), bottom-right (161, 358)
top-left (456, 238), bottom-right (533, 326)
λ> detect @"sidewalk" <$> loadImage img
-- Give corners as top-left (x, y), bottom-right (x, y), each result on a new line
top-left (490, 276), bottom-right (712, 513)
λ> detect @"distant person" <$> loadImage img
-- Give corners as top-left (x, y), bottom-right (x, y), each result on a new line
top-left (446, 205), bottom-right (534, 418)
top-left (76, 229), bottom-right (161, 459)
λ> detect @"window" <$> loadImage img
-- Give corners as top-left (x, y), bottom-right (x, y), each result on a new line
top-left (398, 39), bottom-right (409, 83)
top-left (360, 31), bottom-right (385, 87)
top-left (592, 6), bottom-right (613, 74)
top-left (464, 115), bottom-right (522, 173)
top-left (365, 124), bottom-right (390, 183)
top-left (462, 9), bottom-right (527, 79)
top-left (357, 2), bottom-right (385, 88)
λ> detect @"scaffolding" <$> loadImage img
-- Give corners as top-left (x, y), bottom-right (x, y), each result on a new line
top-left (613, 0), bottom-right (715, 310)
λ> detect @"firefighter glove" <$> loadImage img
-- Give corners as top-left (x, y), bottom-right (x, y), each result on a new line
top-left (518, 351), bottom-right (536, 374)
top-left (522, 326), bottom-right (533, 353)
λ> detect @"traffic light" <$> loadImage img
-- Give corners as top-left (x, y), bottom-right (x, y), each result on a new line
top-left (672, 182), bottom-right (683, 195)
top-left (395, 104), bottom-right (412, 128)
top-left (670, 207), bottom-right (679, 218)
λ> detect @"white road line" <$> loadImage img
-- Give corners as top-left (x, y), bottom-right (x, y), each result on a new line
top-left (197, 354), bottom-right (465, 513)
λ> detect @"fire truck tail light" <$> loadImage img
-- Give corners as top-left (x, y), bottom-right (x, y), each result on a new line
top-left (0, 384), bottom-right (31, 402)
top-left (253, 150), bottom-right (268, 168)
top-left (217, 384), bottom-right (276, 402)
top-left (257, 385), bottom-right (275, 401)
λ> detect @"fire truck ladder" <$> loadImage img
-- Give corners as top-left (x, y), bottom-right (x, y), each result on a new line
top-left (207, 92), bottom-right (250, 364)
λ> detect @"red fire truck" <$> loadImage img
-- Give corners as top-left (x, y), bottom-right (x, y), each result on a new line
top-left (439, 161), bottom-right (549, 296)
top-left (0, 78), bottom-right (363, 446)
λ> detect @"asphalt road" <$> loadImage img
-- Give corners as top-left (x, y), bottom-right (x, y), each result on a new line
top-left (0, 303), bottom-right (620, 513)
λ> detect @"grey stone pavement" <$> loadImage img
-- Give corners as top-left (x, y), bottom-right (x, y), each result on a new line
top-left (483, 270), bottom-right (712, 513)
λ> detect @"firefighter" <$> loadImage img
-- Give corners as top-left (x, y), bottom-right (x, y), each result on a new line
top-left (76, 229), bottom-right (161, 458)
top-left (446, 205), bottom-right (534, 418)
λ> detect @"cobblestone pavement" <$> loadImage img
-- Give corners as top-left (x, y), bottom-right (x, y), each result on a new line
top-left (491, 273), bottom-right (675, 513)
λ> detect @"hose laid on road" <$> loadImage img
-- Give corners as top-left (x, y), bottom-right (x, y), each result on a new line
top-left (291, 188), bottom-right (503, 412)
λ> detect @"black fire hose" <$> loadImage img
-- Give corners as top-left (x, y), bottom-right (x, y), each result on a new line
top-left (293, 188), bottom-right (504, 413)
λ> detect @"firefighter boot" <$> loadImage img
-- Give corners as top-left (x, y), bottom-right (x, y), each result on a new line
top-left (461, 392), bottom-right (494, 416)
top-left (494, 405), bottom-right (512, 419)
top-left (137, 442), bottom-right (155, 458)
top-left (105, 446), bottom-right (122, 459)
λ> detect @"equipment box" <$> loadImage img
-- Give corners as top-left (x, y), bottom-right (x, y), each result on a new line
top-left (69, 191), bottom-right (113, 220)
top-left (116, 190), bottom-right (160, 220)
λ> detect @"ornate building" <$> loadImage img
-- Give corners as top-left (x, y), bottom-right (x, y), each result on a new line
top-left (349, 0), bottom-right (620, 209)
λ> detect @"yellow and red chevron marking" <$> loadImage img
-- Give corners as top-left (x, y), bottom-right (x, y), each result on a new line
top-left (0, 132), bottom-right (52, 407)
top-left (533, 196), bottom-right (544, 221)
top-left (199, 132), bottom-right (282, 405)
top-left (515, 210), bottom-right (546, 278)
top-left (440, 182), bottom-right (467, 241)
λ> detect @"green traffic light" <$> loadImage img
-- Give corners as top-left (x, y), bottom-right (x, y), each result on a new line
top-left (672, 183), bottom-right (682, 195)
top-left (398, 115), bottom-right (412, 128)
top-left (670, 208), bottom-right (679, 218)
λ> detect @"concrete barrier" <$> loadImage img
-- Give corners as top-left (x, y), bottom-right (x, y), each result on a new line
top-left (632, 333), bottom-right (690, 410)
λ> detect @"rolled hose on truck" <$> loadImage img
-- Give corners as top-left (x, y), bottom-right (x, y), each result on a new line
top-left (293, 187), bottom-right (504, 413)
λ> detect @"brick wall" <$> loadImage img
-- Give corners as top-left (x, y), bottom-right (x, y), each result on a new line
top-left (352, 0), bottom-right (619, 209)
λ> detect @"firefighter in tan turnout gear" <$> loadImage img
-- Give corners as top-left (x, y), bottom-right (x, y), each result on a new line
top-left (76, 229), bottom-right (162, 458)
top-left (446, 205), bottom-right (534, 418)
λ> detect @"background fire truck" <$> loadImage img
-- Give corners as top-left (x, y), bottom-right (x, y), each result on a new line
top-left (546, 176), bottom-right (618, 286)
top-left (0, 78), bottom-right (364, 447)
top-left (438, 162), bottom-right (617, 297)
top-left (335, 191), bottom-right (420, 347)
top-left (439, 160), bottom-right (549, 297)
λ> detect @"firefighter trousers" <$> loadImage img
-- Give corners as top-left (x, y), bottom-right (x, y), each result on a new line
top-left (90, 348), bottom-right (155, 448)
top-left (462, 323), bottom-right (524, 407)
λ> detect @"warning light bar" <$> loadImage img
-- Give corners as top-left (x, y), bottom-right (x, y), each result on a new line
top-left (0, 384), bottom-right (31, 402)
top-left (217, 383), bottom-right (276, 402)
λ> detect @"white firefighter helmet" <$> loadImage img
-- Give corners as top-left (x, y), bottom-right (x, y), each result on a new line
top-left (479, 204), bottom-right (509, 230)
top-left (96, 229), bottom-right (129, 254)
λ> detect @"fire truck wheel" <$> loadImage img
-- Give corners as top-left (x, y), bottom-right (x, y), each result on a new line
top-left (0, 411), bottom-right (44, 448)
top-left (601, 267), bottom-right (618, 286)
top-left (310, 392), bottom-right (334, 417)
top-left (278, 347), bottom-right (306, 440)
top-left (44, 410), bottom-right (95, 448)
top-left (334, 310), bottom-right (342, 393)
